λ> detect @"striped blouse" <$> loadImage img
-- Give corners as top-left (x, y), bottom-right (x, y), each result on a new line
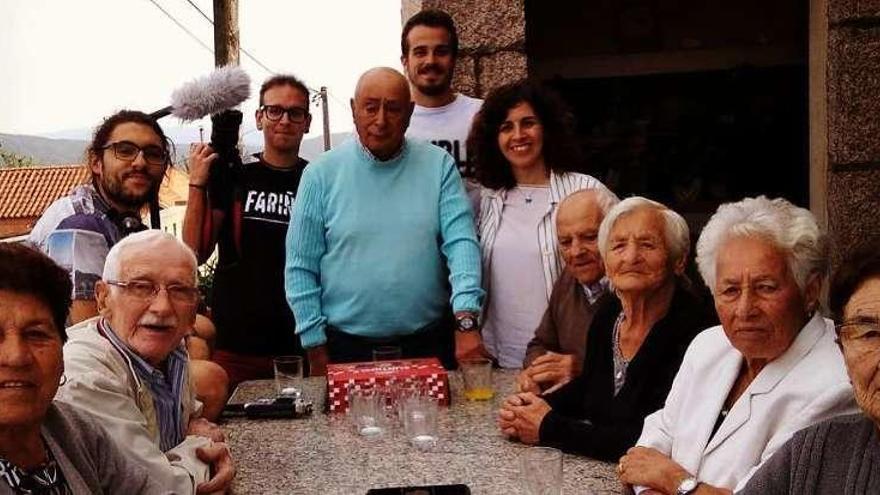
top-left (477, 171), bottom-right (607, 302)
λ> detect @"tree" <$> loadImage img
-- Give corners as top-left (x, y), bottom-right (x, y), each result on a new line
top-left (0, 145), bottom-right (35, 168)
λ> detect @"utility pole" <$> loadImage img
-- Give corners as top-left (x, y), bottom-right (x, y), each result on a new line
top-left (321, 87), bottom-right (331, 151)
top-left (213, 0), bottom-right (239, 67)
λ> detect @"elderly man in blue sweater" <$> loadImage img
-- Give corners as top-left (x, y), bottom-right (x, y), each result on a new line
top-left (285, 67), bottom-right (486, 376)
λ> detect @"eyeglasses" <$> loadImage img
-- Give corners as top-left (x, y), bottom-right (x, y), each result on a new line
top-left (101, 141), bottom-right (168, 166)
top-left (260, 105), bottom-right (309, 123)
top-left (105, 280), bottom-right (200, 306)
top-left (835, 321), bottom-right (880, 355)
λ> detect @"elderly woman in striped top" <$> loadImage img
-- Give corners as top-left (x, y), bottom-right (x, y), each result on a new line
top-left (467, 80), bottom-right (609, 368)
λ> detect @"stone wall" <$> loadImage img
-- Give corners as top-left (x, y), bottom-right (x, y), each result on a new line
top-left (413, 0), bottom-right (529, 97)
top-left (827, 0), bottom-right (880, 263)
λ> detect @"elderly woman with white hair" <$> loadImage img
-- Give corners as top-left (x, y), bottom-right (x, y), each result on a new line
top-left (498, 197), bottom-right (716, 460)
top-left (619, 196), bottom-right (859, 495)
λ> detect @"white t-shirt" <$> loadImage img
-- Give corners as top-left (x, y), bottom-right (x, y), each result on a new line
top-left (481, 185), bottom-right (552, 368)
top-left (407, 93), bottom-right (483, 177)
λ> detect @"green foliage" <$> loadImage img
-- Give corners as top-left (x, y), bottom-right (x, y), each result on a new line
top-left (197, 256), bottom-right (217, 306)
top-left (0, 146), bottom-right (36, 168)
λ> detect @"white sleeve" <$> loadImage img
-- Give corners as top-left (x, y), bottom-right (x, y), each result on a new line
top-left (58, 349), bottom-right (209, 494)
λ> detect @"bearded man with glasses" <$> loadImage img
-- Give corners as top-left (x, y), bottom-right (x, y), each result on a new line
top-left (183, 74), bottom-right (313, 388)
top-left (29, 110), bottom-right (230, 422)
top-left (30, 110), bottom-right (171, 324)
top-left (56, 230), bottom-right (235, 494)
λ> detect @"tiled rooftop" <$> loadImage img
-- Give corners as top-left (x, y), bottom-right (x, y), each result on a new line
top-left (0, 165), bottom-right (189, 220)
top-left (0, 165), bottom-right (89, 219)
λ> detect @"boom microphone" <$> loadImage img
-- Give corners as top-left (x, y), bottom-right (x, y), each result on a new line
top-left (150, 65), bottom-right (251, 121)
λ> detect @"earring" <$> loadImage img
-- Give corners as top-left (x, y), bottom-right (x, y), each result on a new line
top-left (59, 374), bottom-right (68, 386)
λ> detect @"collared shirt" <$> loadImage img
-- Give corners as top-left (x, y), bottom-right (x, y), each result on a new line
top-left (99, 319), bottom-right (188, 452)
top-left (356, 135), bottom-right (406, 163)
top-left (581, 277), bottom-right (609, 306)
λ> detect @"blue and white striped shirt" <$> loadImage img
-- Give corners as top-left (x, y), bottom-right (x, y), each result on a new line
top-left (99, 319), bottom-right (188, 452)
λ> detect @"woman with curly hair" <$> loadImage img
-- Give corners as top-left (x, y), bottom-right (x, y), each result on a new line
top-left (468, 80), bottom-right (611, 368)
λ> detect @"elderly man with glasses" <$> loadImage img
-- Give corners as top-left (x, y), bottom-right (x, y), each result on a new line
top-left (56, 230), bottom-right (235, 494)
top-left (183, 74), bottom-right (313, 388)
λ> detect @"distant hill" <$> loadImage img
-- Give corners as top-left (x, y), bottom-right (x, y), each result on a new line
top-left (0, 129), bottom-right (351, 167)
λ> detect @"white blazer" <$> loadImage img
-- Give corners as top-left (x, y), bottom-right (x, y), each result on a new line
top-left (636, 314), bottom-right (858, 492)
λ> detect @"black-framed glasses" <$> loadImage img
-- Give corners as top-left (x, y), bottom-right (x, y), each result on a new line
top-left (260, 105), bottom-right (309, 123)
top-left (835, 320), bottom-right (880, 355)
top-left (105, 280), bottom-right (200, 306)
top-left (101, 141), bottom-right (168, 166)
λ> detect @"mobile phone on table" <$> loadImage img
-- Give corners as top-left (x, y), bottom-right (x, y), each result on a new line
top-left (366, 484), bottom-right (470, 495)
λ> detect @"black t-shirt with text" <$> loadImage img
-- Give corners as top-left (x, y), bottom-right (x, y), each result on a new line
top-left (209, 155), bottom-right (306, 356)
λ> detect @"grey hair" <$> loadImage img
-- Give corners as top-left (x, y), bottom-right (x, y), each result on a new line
top-left (559, 186), bottom-right (621, 217)
top-left (102, 230), bottom-right (198, 282)
top-left (597, 196), bottom-right (690, 265)
top-left (590, 186), bottom-right (620, 216)
top-left (695, 196), bottom-right (827, 295)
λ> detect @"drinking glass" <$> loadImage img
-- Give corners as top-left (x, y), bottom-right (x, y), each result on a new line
top-left (460, 357), bottom-right (494, 400)
top-left (348, 387), bottom-right (385, 437)
top-left (521, 446), bottom-right (563, 495)
top-left (401, 395), bottom-right (439, 451)
top-left (372, 345), bottom-right (402, 361)
top-left (273, 356), bottom-right (303, 398)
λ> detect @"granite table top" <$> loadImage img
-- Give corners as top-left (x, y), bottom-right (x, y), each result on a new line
top-left (223, 369), bottom-right (621, 495)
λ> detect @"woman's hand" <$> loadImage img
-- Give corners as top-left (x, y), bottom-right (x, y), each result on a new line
top-left (497, 392), bottom-right (551, 445)
top-left (618, 446), bottom-right (691, 493)
top-left (187, 143), bottom-right (218, 187)
top-left (515, 370), bottom-right (541, 394)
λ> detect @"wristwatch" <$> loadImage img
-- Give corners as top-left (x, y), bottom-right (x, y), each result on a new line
top-left (676, 476), bottom-right (698, 495)
top-left (455, 313), bottom-right (479, 332)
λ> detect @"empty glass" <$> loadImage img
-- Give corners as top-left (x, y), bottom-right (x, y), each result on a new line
top-left (273, 356), bottom-right (303, 398)
top-left (372, 345), bottom-right (402, 361)
top-left (521, 446), bottom-right (563, 495)
top-left (401, 395), bottom-right (439, 451)
top-left (460, 357), bottom-right (494, 400)
top-left (348, 387), bottom-right (385, 437)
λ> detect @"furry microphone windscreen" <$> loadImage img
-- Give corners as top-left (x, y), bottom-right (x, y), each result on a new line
top-left (168, 65), bottom-right (251, 121)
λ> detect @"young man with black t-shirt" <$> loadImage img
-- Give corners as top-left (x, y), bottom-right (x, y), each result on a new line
top-left (183, 75), bottom-right (312, 388)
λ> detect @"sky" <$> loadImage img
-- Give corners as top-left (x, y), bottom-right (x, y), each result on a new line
top-left (0, 0), bottom-right (403, 139)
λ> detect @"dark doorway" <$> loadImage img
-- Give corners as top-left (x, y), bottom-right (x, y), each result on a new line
top-left (526, 0), bottom-right (809, 228)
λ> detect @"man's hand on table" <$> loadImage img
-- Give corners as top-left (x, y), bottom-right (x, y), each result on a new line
top-left (188, 417), bottom-right (225, 442)
top-left (307, 346), bottom-right (329, 376)
top-left (497, 392), bottom-right (551, 445)
top-left (454, 331), bottom-right (491, 364)
top-left (196, 442), bottom-right (235, 494)
top-left (518, 352), bottom-right (576, 394)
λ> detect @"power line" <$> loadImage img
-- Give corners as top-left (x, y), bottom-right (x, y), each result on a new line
top-left (180, 0), bottom-right (276, 76)
top-left (145, 0), bottom-right (214, 55)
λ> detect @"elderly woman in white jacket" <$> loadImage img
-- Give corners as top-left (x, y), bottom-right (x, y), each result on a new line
top-left (618, 196), bottom-right (859, 494)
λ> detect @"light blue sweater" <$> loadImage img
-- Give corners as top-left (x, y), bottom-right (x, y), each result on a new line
top-left (285, 137), bottom-right (484, 349)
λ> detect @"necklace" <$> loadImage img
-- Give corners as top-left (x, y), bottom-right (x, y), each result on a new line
top-left (518, 183), bottom-right (548, 204)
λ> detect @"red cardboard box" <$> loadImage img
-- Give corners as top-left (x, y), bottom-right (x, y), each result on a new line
top-left (326, 357), bottom-right (450, 413)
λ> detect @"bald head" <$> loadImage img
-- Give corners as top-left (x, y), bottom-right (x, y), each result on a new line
top-left (557, 188), bottom-right (618, 284)
top-left (557, 188), bottom-right (618, 223)
top-left (354, 67), bottom-right (411, 101)
top-left (351, 67), bottom-right (414, 160)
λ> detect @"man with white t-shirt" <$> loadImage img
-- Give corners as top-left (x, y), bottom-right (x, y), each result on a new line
top-left (401, 9), bottom-right (482, 178)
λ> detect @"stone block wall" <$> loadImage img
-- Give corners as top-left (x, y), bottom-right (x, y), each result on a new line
top-left (827, 1), bottom-right (880, 263)
top-left (410, 0), bottom-right (529, 97)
